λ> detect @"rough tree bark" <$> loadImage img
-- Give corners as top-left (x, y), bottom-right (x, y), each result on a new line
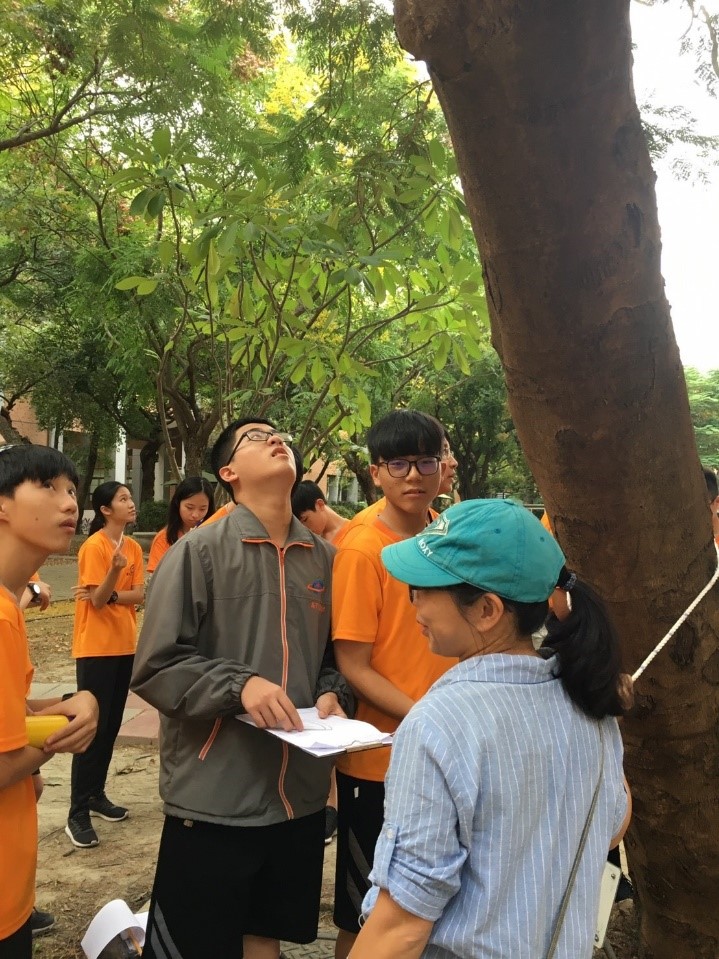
top-left (394, 1), bottom-right (719, 957)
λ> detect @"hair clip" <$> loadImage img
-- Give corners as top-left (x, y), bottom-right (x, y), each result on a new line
top-left (562, 572), bottom-right (577, 592)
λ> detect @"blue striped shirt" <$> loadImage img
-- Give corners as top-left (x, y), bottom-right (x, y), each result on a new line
top-left (363, 654), bottom-right (627, 959)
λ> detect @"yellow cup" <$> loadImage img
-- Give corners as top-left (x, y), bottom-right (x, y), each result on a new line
top-left (26, 715), bottom-right (69, 748)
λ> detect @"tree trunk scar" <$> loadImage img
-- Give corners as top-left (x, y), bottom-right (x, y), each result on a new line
top-left (482, 257), bottom-right (502, 313)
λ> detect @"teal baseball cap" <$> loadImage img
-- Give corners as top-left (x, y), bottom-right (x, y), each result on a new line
top-left (381, 499), bottom-right (565, 603)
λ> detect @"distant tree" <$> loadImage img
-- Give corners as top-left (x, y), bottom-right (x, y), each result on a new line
top-left (685, 367), bottom-right (719, 467)
top-left (411, 349), bottom-right (537, 501)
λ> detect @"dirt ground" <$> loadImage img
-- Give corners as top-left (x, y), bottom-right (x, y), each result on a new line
top-left (25, 595), bottom-right (637, 958)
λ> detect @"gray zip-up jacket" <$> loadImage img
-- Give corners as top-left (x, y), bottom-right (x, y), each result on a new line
top-left (131, 504), bottom-right (351, 827)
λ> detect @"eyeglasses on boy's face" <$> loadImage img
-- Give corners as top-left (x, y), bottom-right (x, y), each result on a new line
top-left (225, 428), bottom-right (293, 465)
top-left (378, 456), bottom-right (441, 479)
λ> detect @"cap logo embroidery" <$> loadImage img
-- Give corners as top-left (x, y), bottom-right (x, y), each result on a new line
top-left (418, 538), bottom-right (434, 557)
top-left (424, 514), bottom-right (450, 537)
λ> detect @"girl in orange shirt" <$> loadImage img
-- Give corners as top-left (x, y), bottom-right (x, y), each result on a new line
top-left (147, 477), bottom-right (215, 574)
top-left (66, 482), bottom-right (144, 849)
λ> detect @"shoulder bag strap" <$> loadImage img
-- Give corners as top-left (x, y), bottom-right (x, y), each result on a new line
top-left (546, 725), bottom-right (606, 959)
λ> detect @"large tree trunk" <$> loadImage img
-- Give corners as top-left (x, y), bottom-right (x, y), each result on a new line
top-left (394, 2), bottom-right (719, 957)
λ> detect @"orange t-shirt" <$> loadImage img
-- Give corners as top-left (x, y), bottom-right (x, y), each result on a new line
top-left (72, 532), bottom-right (144, 658)
top-left (201, 503), bottom-right (233, 527)
top-left (147, 527), bottom-right (179, 574)
top-left (336, 498), bottom-right (437, 548)
top-left (332, 519), bottom-right (454, 782)
top-left (0, 590), bottom-right (37, 939)
top-left (337, 498), bottom-right (386, 545)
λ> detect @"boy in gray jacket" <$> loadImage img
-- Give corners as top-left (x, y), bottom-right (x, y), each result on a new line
top-left (132, 418), bottom-right (351, 959)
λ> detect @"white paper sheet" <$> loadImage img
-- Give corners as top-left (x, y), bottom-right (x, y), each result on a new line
top-left (237, 706), bottom-right (392, 757)
top-left (81, 899), bottom-right (148, 959)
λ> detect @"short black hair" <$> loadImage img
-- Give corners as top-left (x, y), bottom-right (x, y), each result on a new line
top-left (366, 410), bottom-right (444, 464)
top-left (211, 417), bottom-right (277, 498)
top-left (703, 467), bottom-right (718, 502)
top-left (0, 444), bottom-right (79, 496)
top-left (291, 480), bottom-right (325, 517)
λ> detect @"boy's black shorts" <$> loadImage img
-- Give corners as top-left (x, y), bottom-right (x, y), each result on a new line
top-left (333, 772), bottom-right (386, 934)
top-left (0, 918), bottom-right (31, 959)
top-left (142, 810), bottom-right (325, 959)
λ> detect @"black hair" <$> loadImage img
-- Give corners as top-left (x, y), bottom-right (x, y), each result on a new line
top-left (542, 576), bottom-right (626, 720)
top-left (366, 410), bottom-right (444, 464)
top-left (447, 576), bottom-right (627, 720)
top-left (0, 444), bottom-right (79, 496)
top-left (291, 480), bottom-right (325, 517)
top-left (88, 481), bottom-right (127, 535)
top-left (166, 477), bottom-right (215, 545)
top-left (703, 466), bottom-right (718, 502)
top-left (210, 417), bottom-right (276, 498)
top-left (447, 583), bottom-right (548, 639)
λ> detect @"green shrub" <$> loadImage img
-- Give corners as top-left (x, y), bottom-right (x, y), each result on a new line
top-left (136, 500), bottom-right (169, 531)
top-left (333, 501), bottom-right (367, 519)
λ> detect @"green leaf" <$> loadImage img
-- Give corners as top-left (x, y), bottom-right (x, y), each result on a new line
top-left (310, 355), bottom-right (324, 387)
top-left (217, 222), bottom-right (239, 256)
top-left (452, 340), bottom-right (471, 376)
top-left (242, 222), bottom-right (262, 241)
top-left (115, 276), bottom-right (144, 291)
top-left (289, 359), bottom-right (307, 384)
top-left (397, 188), bottom-right (425, 204)
top-left (109, 168), bottom-right (145, 186)
top-left (152, 127), bottom-right (172, 159)
top-left (448, 208), bottom-right (465, 250)
top-left (428, 139), bottom-right (446, 169)
top-left (129, 188), bottom-right (155, 217)
top-left (413, 293), bottom-right (442, 311)
top-left (433, 336), bottom-right (451, 371)
top-left (136, 279), bottom-right (159, 296)
top-left (158, 239), bottom-right (175, 267)
top-left (146, 192), bottom-right (166, 219)
top-left (356, 389), bottom-right (371, 425)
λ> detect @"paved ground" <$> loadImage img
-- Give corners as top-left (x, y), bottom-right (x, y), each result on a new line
top-left (37, 555), bottom-right (80, 601)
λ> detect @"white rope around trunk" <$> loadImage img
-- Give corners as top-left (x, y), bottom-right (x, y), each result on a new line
top-left (632, 541), bottom-right (719, 682)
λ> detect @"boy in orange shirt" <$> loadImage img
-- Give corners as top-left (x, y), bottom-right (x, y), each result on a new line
top-left (331, 411), bottom-right (455, 959)
top-left (0, 445), bottom-right (98, 959)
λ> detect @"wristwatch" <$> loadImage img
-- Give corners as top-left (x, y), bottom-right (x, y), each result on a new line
top-left (107, 590), bottom-right (119, 604)
top-left (27, 582), bottom-right (42, 605)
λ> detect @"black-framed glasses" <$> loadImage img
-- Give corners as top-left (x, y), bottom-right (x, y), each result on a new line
top-left (225, 428), bottom-right (293, 465)
top-left (378, 456), bottom-right (441, 479)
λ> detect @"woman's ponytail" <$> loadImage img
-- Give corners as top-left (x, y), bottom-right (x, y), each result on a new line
top-left (542, 573), bottom-right (626, 720)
